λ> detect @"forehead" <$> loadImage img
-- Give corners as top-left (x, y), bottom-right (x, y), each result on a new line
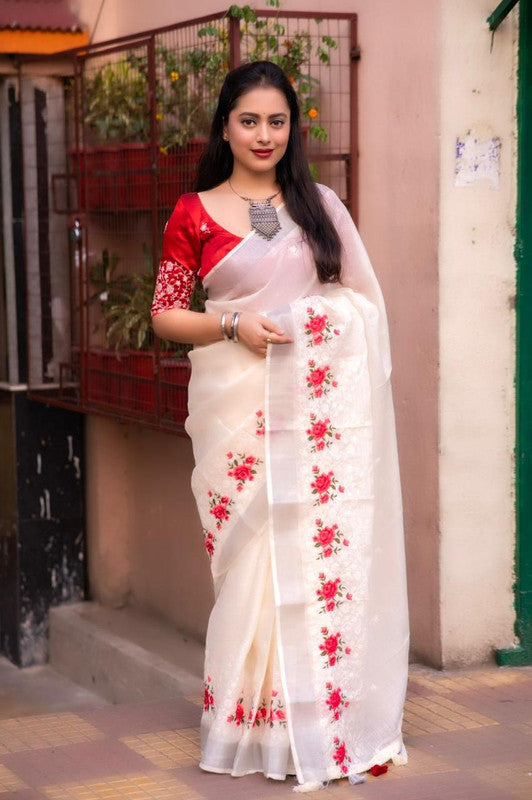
top-left (231, 86), bottom-right (290, 114)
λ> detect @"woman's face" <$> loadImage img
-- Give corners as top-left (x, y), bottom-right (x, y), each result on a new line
top-left (223, 86), bottom-right (290, 176)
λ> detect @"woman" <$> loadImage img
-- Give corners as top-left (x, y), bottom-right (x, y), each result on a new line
top-left (151, 61), bottom-right (409, 793)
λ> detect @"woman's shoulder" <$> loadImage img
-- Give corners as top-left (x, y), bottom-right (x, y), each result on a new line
top-left (315, 182), bottom-right (340, 203)
top-left (174, 192), bottom-right (201, 212)
top-left (315, 183), bottom-right (348, 220)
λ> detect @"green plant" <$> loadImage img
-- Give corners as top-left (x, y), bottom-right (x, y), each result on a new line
top-left (83, 61), bottom-right (150, 143)
top-left (89, 245), bottom-right (206, 355)
top-left (82, 0), bottom-right (336, 149)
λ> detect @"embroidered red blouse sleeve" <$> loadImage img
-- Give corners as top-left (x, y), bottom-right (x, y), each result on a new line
top-left (151, 195), bottom-right (201, 317)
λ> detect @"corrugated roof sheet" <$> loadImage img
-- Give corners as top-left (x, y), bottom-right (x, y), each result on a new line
top-left (0, 0), bottom-right (83, 32)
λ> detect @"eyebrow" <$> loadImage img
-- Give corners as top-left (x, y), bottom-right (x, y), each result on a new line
top-left (237, 111), bottom-right (288, 119)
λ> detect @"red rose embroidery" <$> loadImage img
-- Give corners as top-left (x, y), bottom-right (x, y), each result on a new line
top-left (309, 367), bottom-right (327, 386)
top-left (246, 690), bottom-right (287, 728)
top-left (203, 675), bottom-right (215, 711)
top-left (324, 634), bottom-right (339, 653)
top-left (212, 505), bottom-right (228, 520)
top-left (325, 683), bottom-right (350, 722)
top-left (313, 519), bottom-right (349, 559)
top-left (203, 529), bottom-right (216, 559)
top-left (310, 467), bottom-right (343, 505)
top-left (306, 414), bottom-right (340, 454)
top-left (255, 410), bottom-right (265, 436)
top-left (319, 627), bottom-right (349, 667)
top-left (316, 573), bottom-right (351, 613)
top-left (319, 528), bottom-right (335, 546)
top-left (304, 308), bottom-right (339, 347)
top-left (306, 361), bottom-right (337, 400)
top-left (314, 473), bottom-right (331, 493)
top-left (227, 452), bottom-right (262, 491)
top-left (333, 736), bottom-right (352, 774)
top-left (208, 492), bottom-right (233, 530)
top-left (233, 464), bottom-right (252, 481)
top-left (227, 695), bottom-right (245, 725)
top-left (309, 315), bottom-right (327, 333)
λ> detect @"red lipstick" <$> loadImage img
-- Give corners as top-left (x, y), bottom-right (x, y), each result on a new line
top-left (252, 149), bottom-right (274, 158)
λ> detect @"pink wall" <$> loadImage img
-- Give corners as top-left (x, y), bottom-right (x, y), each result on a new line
top-left (84, 0), bottom-right (442, 664)
top-left (86, 416), bottom-right (213, 640)
top-left (355, 0), bottom-right (441, 664)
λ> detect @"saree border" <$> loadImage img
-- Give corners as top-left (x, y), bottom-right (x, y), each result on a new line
top-left (265, 306), bottom-right (330, 786)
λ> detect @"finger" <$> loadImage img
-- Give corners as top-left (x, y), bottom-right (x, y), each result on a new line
top-left (264, 333), bottom-right (293, 344)
top-left (262, 321), bottom-right (286, 336)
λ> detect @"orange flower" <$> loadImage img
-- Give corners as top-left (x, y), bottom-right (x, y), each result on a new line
top-left (289, 76), bottom-right (296, 84)
top-left (308, 108), bottom-right (318, 119)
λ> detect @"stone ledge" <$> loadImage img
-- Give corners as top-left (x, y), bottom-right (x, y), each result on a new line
top-left (49, 601), bottom-right (204, 704)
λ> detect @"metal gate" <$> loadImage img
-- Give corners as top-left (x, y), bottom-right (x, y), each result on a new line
top-left (24, 8), bottom-right (358, 434)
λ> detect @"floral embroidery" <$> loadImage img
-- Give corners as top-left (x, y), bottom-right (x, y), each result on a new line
top-left (319, 627), bottom-right (351, 667)
top-left (199, 221), bottom-right (211, 235)
top-left (203, 529), bottom-right (216, 559)
top-left (316, 573), bottom-right (352, 613)
top-left (227, 695), bottom-right (245, 725)
top-left (333, 736), bottom-right (352, 774)
top-left (151, 259), bottom-right (195, 316)
top-left (227, 452), bottom-right (262, 492)
top-left (311, 467), bottom-right (344, 505)
top-left (247, 690), bottom-right (287, 728)
top-left (255, 410), bottom-right (265, 436)
top-left (203, 675), bottom-right (215, 712)
top-left (313, 518), bottom-right (350, 559)
top-left (306, 414), bottom-right (340, 452)
top-left (306, 360), bottom-right (338, 399)
top-left (208, 491), bottom-right (233, 530)
top-left (248, 698), bottom-right (268, 727)
top-left (325, 683), bottom-right (349, 722)
top-left (305, 307), bottom-right (341, 347)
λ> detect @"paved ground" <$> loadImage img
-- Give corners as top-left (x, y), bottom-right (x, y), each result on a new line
top-left (0, 658), bottom-right (531, 799)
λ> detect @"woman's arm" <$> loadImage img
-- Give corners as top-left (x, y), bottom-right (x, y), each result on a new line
top-left (152, 307), bottom-right (292, 357)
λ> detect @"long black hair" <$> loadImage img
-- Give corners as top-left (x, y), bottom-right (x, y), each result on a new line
top-left (196, 61), bottom-right (342, 283)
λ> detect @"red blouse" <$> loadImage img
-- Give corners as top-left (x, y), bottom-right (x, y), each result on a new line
top-left (151, 193), bottom-right (243, 316)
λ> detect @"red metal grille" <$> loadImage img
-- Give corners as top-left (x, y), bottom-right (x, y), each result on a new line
top-left (23, 8), bottom-right (358, 435)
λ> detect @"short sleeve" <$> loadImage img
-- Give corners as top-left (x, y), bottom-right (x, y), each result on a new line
top-left (151, 195), bottom-right (201, 317)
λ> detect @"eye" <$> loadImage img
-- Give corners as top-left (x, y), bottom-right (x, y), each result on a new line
top-left (271, 119), bottom-right (285, 127)
top-left (241, 118), bottom-right (256, 127)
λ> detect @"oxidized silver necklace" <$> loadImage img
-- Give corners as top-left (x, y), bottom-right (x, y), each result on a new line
top-left (228, 179), bottom-right (282, 240)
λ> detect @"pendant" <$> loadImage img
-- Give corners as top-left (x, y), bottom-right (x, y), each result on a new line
top-left (248, 199), bottom-right (281, 240)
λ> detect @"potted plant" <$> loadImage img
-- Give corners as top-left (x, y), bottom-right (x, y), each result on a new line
top-left (72, 48), bottom-right (211, 211)
top-left (86, 245), bottom-right (204, 423)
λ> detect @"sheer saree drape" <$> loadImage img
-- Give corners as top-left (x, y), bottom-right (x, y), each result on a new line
top-left (185, 186), bottom-right (409, 787)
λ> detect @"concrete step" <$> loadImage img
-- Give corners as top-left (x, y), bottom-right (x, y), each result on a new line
top-left (49, 601), bottom-right (204, 704)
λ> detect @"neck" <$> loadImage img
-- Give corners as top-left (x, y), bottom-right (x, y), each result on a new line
top-left (230, 164), bottom-right (279, 197)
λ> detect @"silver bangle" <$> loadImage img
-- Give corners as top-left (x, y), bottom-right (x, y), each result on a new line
top-left (221, 311), bottom-right (230, 341)
top-left (230, 311), bottom-right (241, 343)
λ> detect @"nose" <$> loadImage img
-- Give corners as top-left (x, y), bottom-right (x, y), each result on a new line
top-left (256, 121), bottom-right (271, 144)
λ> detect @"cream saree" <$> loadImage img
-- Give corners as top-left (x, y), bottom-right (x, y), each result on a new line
top-left (185, 186), bottom-right (409, 789)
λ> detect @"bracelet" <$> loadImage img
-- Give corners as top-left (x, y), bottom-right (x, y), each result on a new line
top-left (220, 311), bottom-right (231, 341)
top-left (230, 311), bottom-right (241, 343)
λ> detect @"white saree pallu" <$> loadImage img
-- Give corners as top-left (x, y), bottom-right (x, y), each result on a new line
top-left (185, 186), bottom-right (409, 788)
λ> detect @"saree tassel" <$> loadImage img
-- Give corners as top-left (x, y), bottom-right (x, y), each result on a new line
top-left (348, 773), bottom-right (368, 785)
top-left (292, 780), bottom-right (327, 793)
top-left (391, 741), bottom-right (408, 766)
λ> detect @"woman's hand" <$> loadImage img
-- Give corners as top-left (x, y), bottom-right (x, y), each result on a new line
top-left (236, 311), bottom-right (293, 357)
